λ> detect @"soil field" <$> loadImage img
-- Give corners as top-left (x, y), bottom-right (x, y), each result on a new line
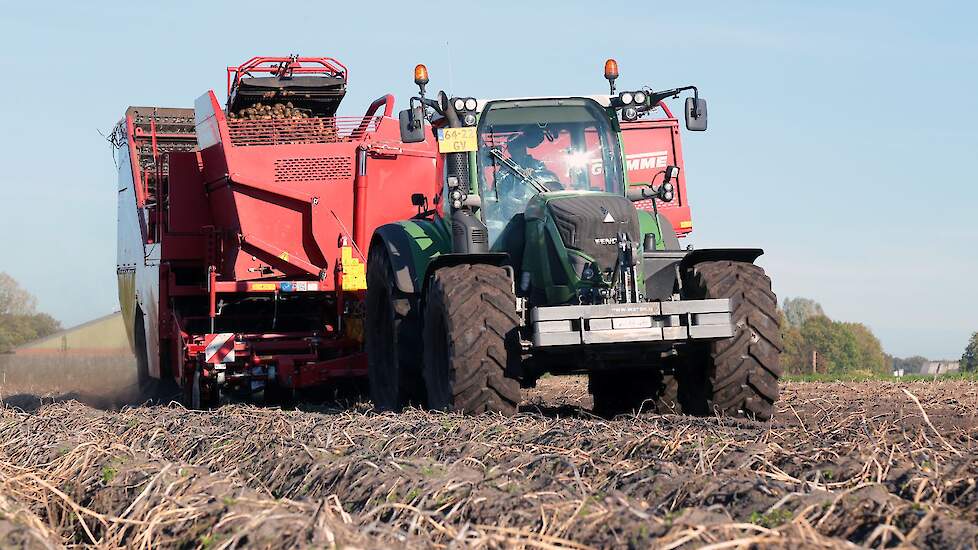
top-left (0, 376), bottom-right (976, 549)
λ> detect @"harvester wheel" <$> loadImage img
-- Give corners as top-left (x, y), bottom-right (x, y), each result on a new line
top-left (589, 370), bottom-right (681, 417)
top-left (423, 264), bottom-right (522, 415)
top-left (188, 369), bottom-right (218, 410)
top-left (366, 246), bottom-right (424, 411)
top-left (680, 261), bottom-right (782, 420)
top-left (133, 311), bottom-right (150, 389)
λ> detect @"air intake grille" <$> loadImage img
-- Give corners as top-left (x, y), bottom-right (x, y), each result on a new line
top-left (274, 157), bottom-right (353, 182)
top-left (547, 195), bottom-right (639, 272)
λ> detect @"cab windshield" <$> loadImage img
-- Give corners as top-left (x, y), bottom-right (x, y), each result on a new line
top-left (477, 99), bottom-right (623, 243)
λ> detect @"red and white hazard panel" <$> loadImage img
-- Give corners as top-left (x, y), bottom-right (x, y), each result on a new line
top-left (203, 333), bottom-right (236, 364)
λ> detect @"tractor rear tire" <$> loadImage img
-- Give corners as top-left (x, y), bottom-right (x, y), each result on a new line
top-left (366, 246), bottom-right (424, 411)
top-left (423, 264), bottom-right (522, 415)
top-left (680, 261), bottom-right (782, 420)
top-left (589, 370), bottom-right (681, 417)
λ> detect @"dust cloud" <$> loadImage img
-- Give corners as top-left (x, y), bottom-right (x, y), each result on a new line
top-left (0, 353), bottom-right (143, 410)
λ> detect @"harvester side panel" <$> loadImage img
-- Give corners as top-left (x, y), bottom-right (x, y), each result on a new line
top-left (620, 118), bottom-right (692, 236)
top-left (195, 91), bottom-right (362, 284)
top-left (164, 152), bottom-right (212, 237)
top-left (116, 134), bottom-right (162, 378)
top-left (357, 139), bottom-right (439, 245)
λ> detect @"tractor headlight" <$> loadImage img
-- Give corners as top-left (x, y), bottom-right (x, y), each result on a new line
top-left (622, 106), bottom-right (639, 121)
top-left (663, 191), bottom-right (674, 202)
top-left (633, 90), bottom-right (647, 105)
top-left (582, 266), bottom-right (595, 280)
top-left (463, 113), bottom-right (477, 126)
top-left (464, 97), bottom-right (478, 110)
top-left (452, 97), bottom-right (466, 111)
top-left (619, 91), bottom-right (634, 105)
top-left (663, 182), bottom-right (674, 193)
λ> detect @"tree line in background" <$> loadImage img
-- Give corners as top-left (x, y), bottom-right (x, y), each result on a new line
top-left (780, 297), bottom-right (976, 376)
top-left (962, 332), bottom-right (978, 372)
top-left (779, 298), bottom-right (888, 376)
top-left (0, 273), bottom-right (62, 353)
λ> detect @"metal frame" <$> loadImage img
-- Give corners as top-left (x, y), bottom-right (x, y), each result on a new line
top-left (227, 56), bottom-right (348, 97)
top-left (530, 299), bottom-right (733, 347)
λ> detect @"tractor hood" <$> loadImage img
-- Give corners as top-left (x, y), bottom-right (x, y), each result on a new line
top-left (527, 191), bottom-right (640, 273)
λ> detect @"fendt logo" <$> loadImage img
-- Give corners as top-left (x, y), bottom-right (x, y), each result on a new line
top-left (590, 151), bottom-right (669, 175)
top-left (594, 237), bottom-right (618, 245)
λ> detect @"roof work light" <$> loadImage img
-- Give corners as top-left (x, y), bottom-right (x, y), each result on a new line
top-left (414, 64), bottom-right (429, 85)
top-left (604, 59), bottom-right (619, 93)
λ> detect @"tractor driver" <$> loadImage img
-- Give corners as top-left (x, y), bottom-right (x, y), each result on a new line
top-left (493, 125), bottom-right (563, 202)
top-left (506, 125), bottom-right (561, 189)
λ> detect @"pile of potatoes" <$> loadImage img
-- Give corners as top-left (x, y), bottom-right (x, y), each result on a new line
top-left (228, 102), bottom-right (311, 120)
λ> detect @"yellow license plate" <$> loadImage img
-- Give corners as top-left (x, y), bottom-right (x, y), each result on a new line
top-left (249, 283), bottom-right (277, 291)
top-left (438, 127), bottom-right (477, 153)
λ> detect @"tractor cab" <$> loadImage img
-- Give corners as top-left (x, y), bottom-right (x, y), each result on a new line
top-left (476, 98), bottom-right (624, 243)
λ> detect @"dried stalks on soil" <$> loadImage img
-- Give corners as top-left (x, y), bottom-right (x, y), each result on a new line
top-left (0, 379), bottom-right (975, 549)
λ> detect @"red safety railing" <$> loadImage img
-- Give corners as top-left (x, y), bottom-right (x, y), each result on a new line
top-left (227, 56), bottom-right (348, 97)
top-left (226, 116), bottom-right (382, 147)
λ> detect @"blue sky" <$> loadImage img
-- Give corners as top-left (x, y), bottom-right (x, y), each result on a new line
top-left (0, 1), bottom-right (974, 359)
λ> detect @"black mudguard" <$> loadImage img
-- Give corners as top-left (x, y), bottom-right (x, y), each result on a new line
top-left (643, 248), bottom-right (764, 300)
top-left (678, 248), bottom-right (764, 272)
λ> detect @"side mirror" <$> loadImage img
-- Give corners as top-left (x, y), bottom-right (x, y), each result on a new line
top-left (663, 165), bottom-right (680, 183)
top-left (398, 107), bottom-right (426, 143)
top-left (685, 97), bottom-right (708, 131)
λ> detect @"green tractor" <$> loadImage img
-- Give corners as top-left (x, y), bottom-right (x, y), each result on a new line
top-left (366, 62), bottom-right (782, 419)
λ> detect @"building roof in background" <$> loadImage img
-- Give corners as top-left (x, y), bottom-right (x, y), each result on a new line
top-left (917, 361), bottom-right (961, 375)
top-left (13, 311), bottom-right (129, 354)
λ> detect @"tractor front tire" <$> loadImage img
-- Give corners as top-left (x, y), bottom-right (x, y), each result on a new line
top-left (423, 264), bottom-right (522, 415)
top-left (680, 261), bottom-right (782, 420)
top-left (366, 246), bottom-right (424, 411)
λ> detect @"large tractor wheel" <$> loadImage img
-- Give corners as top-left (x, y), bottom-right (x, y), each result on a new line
top-left (680, 261), bottom-right (782, 420)
top-left (589, 370), bottom-right (681, 417)
top-left (423, 264), bottom-right (522, 415)
top-left (365, 246), bottom-right (424, 411)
